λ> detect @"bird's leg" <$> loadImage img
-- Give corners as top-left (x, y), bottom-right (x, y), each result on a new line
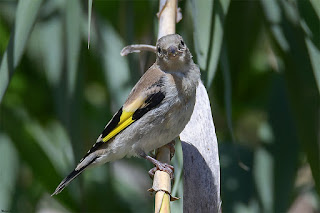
top-left (139, 152), bottom-right (174, 180)
top-left (146, 155), bottom-right (174, 179)
top-left (148, 141), bottom-right (176, 179)
top-left (166, 141), bottom-right (175, 160)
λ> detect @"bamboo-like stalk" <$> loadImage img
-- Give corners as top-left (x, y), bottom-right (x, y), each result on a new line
top-left (152, 146), bottom-right (173, 213)
top-left (157, 0), bottom-right (176, 39)
top-left (153, 0), bottom-right (177, 212)
top-left (120, 44), bottom-right (156, 56)
top-left (120, 1), bottom-right (178, 212)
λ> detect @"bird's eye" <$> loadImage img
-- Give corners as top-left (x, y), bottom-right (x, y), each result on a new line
top-left (180, 40), bottom-right (185, 46)
top-left (157, 47), bottom-right (161, 54)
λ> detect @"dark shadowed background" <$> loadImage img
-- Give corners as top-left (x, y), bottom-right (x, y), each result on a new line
top-left (0, 0), bottom-right (319, 212)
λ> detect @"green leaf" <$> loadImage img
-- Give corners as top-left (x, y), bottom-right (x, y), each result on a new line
top-left (26, 13), bottom-right (64, 88)
top-left (297, 0), bottom-right (320, 93)
top-left (88, 0), bottom-right (93, 49)
top-left (26, 121), bottom-right (75, 176)
top-left (261, 0), bottom-right (320, 194)
top-left (310, 0), bottom-right (320, 19)
top-left (190, 0), bottom-right (230, 87)
top-left (0, 0), bottom-right (43, 103)
top-left (99, 21), bottom-right (132, 108)
top-left (171, 141), bottom-right (184, 213)
top-left (306, 38), bottom-right (320, 94)
top-left (190, 0), bottom-right (213, 69)
top-left (253, 76), bottom-right (300, 212)
top-left (220, 144), bottom-right (255, 212)
top-left (254, 148), bottom-right (273, 212)
top-left (220, 44), bottom-right (235, 142)
top-left (66, 0), bottom-right (81, 97)
top-left (268, 76), bottom-right (299, 212)
top-left (1, 106), bottom-right (79, 210)
top-left (0, 134), bottom-right (18, 211)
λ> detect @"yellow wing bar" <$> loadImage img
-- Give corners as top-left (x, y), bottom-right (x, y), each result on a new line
top-left (102, 110), bottom-right (135, 142)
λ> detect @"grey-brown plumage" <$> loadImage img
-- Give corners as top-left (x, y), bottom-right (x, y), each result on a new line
top-left (52, 34), bottom-right (200, 196)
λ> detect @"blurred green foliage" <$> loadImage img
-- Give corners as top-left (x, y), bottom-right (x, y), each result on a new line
top-left (0, 0), bottom-right (319, 212)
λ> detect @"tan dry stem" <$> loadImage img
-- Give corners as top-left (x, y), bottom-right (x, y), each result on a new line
top-left (158, 0), bottom-right (177, 39)
top-left (119, 1), bottom-right (179, 212)
top-left (153, 0), bottom-right (178, 212)
top-left (120, 44), bottom-right (156, 56)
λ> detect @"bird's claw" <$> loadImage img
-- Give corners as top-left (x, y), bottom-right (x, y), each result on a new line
top-left (148, 163), bottom-right (174, 180)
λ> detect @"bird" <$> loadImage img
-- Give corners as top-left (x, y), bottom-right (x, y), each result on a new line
top-left (52, 34), bottom-right (200, 196)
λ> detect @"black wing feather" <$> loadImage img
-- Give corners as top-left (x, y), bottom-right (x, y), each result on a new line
top-left (132, 91), bottom-right (165, 120)
top-left (80, 91), bottom-right (165, 162)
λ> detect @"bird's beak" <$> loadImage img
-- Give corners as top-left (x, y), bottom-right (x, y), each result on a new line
top-left (167, 45), bottom-right (178, 58)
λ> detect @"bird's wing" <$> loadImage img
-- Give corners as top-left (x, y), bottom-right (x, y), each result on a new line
top-left (52, 65), bottom-right (166, 196)
top-left (101, 90), bottom-right (165, 142)
top-left (81, 65), bottom-right (166, 161)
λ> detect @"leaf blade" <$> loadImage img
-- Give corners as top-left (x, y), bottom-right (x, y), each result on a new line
top-left (190, 0), bottom-right (230, 87)
top-left (0, 0), bottom-right (43, 102)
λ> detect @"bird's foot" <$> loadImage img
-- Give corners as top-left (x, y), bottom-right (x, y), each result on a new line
top-left (139, 152), bottom-right (175, 180)
top-left (148, 162), bottom-right (174, 180)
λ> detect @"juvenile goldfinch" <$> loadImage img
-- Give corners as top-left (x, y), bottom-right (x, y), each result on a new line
top-left (52, 34), bottom-right (200, 196)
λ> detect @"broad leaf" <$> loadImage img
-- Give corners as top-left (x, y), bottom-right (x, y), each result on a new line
top-left (0, 0), bottom-right (43, 102)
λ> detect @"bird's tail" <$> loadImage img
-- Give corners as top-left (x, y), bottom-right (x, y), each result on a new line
top-left (51, 169), bottom-right (84, 196)
top-left (51, 156), bottom-right (97, 196)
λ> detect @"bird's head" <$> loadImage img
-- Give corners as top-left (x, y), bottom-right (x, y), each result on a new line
top-left (156, 34), bottom-right (192, 71)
